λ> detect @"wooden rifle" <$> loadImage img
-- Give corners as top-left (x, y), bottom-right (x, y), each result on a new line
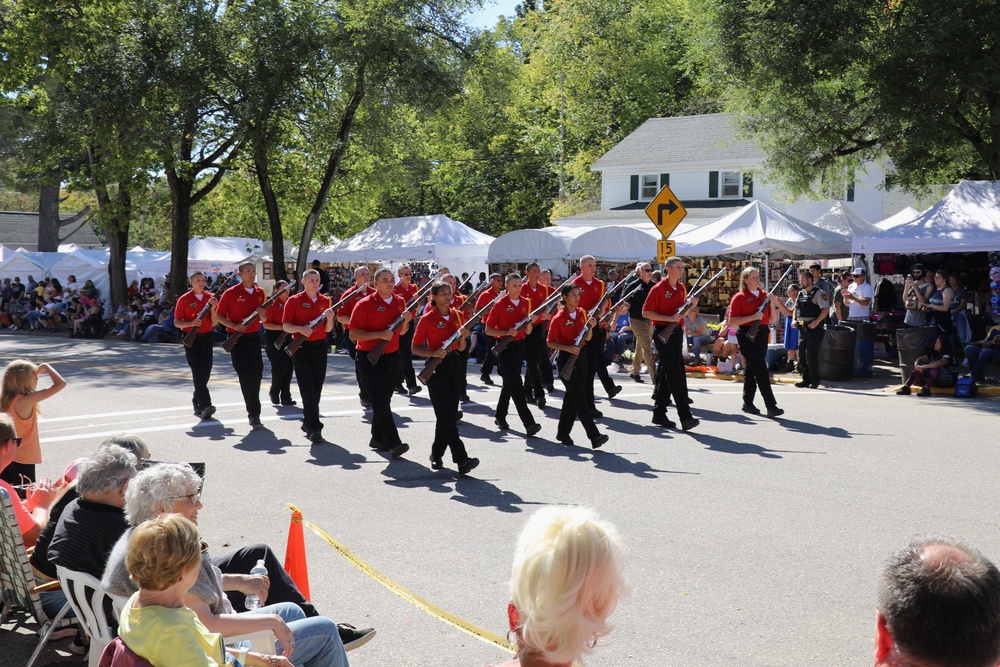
top-left (459, 277), bottom-right (492, 314)
top-left (367, 273), bottom-right (442, 364)
top-left (558, 276), bottom-right (629, 381)
top-left (283, 288), bottom-right (359, 357)
top-left (220, 281), bottom-right (295, 353)
top-left (181, 271), bottom-right (235, 348)
top-left (599, 283), bottom-right (643, 327)
top-left (656, 269), bottom-right (726, 344)
top-left (417, 291), bottom-right (504, 384)
top-left (746, 264), bottom-right (796, 341)
top-left (491, 290), bottom-right (563, 357)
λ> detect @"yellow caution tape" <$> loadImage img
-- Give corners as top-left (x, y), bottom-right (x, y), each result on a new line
top-left (294, 507), bottom-right (515, 654)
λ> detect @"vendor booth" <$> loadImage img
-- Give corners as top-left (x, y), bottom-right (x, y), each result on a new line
top-left (489, 226), bottom-right (590, 277)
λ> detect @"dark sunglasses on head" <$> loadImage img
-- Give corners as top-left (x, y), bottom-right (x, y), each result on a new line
top-left (3, 437), bottom-right (22, 447)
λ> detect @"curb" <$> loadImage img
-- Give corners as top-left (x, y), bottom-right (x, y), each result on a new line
top-left (683, 369), bottom-right (1000, 396)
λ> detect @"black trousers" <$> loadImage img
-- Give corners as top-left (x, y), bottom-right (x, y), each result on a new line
top-left (652, 324), bottom-right (693, 421)
top-left (496, 340), bottom-right (537, 428)
top-left (798, 324), bottom-right (825, 386)
top-left (582, 326), bottom-right (605, 410)
top-left (591, 328), bottom-right (617, 394)
top-left (556, 350), bottom-right (599, 441)
top-left (292, 340), bottom-right (327, 433)
top-left (397, 328), bottom-right (418, 389)
top-left (185, 332), bottom-right (214, 411)
top-left (479, 328), bottom-right (497, 375)
top-left (264, 330), bottom-right (293, 402)
top-left (357, 350), bottom-right (403, 448)
top-left (737, 326), bottom-right (778, 409)
top-left (344, 334), bottom-right (369, 402)
top-left (230, 334), bottom-right (263, 418)
top-left (426, 354), bottom-right (469, 463)
top-left (522, 327), bottom-right (546, 399)
top-left (538, 325), bottom-right (554, 386)
top-left (211, 543), bottom-right (317, 617)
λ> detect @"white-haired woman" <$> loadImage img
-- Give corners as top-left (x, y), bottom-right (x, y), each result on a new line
top-left (500, 506), bottom-right (626, 667)
top-left (102, 463), bottom-right (349, 667)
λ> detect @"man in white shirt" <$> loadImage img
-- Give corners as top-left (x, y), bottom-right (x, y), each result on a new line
top-left (844, 267), bottom-right (874, 321)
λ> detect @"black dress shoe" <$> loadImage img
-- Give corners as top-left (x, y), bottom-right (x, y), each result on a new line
top-left (536, 397), bottom-right (546, 409)
top-left (591, 433), bottom-right (609, 449)
top-left (307, 430), bottom-right (323, 443)
top-left (630, 374), bottom-right (644, 383)
top-left (461, 394), bottom-right (471, 403)
top-left (480, 374), bottom-right (494, 385)
top-left (794, 381), bottom-right (809, 388)
top-left (407, 386), bottom-right (422, 396)
top-left (360, 397), bottom-right (372, 408)
top-left (495, 417), bottom-right (510, 430)
top-left (556, 434), bottom-right (575, 447)
top-left (591, 410), bottom-right (604, 419)
top-left (269, 392), bottom-right (280, 405)
top-left (651, 414), bottom-right (676, 428)
top-left (544, 383), bottom-right (555, 393)
top-left (526, 423), bottom-right (542, 437)
top-left (681, 418), bottom-right (700, 431)
top-left (395, 385), bottom-right (407, 395)
top-left (809, 384), bottom-right (820, 389)
top-left (741, 403), bottom-right (761, 415)
top-left (200, 406), bottom-right (217, 420)
top-left (766, 407), bottom-right (785, 418)
top-left (458, 457), bottom-right (480, 475)
top-left (429, 456), bottom-right (444, 470)
top-left (249, 416), bottom-right (262, 427)
top-left (281, 398), bottom-right (297, 406)
top-left (607, 385), bottom-right (623, 398)
top-left (390, 443), bottom-right (410, 459)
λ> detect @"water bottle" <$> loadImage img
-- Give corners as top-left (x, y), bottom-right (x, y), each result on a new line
top-left (245, 559), bottom-right (268, 610)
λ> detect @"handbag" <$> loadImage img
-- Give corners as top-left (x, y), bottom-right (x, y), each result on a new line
top-left (954, 376), bottom-right (978, 398)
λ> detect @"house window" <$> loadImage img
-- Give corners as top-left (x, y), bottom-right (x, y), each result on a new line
top-left (721, 171), bottom-right (742, 198)
top-left (641, 175), bottom-right (658, 200)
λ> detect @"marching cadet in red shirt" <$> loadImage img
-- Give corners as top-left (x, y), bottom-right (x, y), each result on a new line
top-left (412, 281), bottom-right (479, 475)
top-left (336, 266), bottom-right (373, 408)
top-left (727, 266), bottom-right (784, 418)
top-left (213, 262), bottom-right (267, 427)
top-left (174, 271), bottom-right (219, 420)
top-left (350, 268), bottom-right (413, 459)
top-left (641, 256), bottom-right (699, 431)
top-left (521, 262), bottom-right (554, 408)
top-left (393, 265), bottom-right (421, 396)
top-left (262, 280), bottom-right (295, 407)
top-left (475, 273), bottom-right (504, 385)
top-left (570, 255), bottom-right (621, 419)
top-left (282, 270), bottom-right (334, 442)
top-left (441, 274), bottom-right (472, 403)
top-left (485, 274), bottom-right (542, 438)
top-left (547, 283), bottom-right (609, 449)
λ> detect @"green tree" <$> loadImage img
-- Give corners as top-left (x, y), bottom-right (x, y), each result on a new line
top-left (693, 0), bottom-right (1000, 197)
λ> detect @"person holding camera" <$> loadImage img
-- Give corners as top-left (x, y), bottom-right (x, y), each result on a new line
top-left (902, 264), bottom-right (934, 327)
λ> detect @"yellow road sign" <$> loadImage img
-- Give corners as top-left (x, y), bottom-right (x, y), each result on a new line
top-left (657, 240), bottom-right (676, 264)
top-left (645, 185), bottom-right (687, 238)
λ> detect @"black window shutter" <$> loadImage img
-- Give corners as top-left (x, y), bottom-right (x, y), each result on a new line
top-left (660, 173), bottom-right (669, 188)
top-left (742, 173), bottom-right (753, 198)
top-left (847, 181), bottom-right (855, 201)
top-left (708, 171), bottom-right (719, 198)
top-left (630, 175), bottom-right (639, 200)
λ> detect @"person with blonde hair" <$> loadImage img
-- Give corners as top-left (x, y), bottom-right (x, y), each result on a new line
top-left (726, 267), bottom-right (784, 418)
top-left (500, 506), bottom-right (626, 667)
top-left (0, 412), bottom-right (56, 548)
top-left (119, 513), bottom-right (292, 667)
top-left (0, 360), bottom-right (66, 488)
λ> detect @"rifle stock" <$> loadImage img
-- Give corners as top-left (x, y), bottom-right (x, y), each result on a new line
top-left (746, 264), bottom-right (795, 341)
top-left (181, 271), bottom-right (235, 348)
top-left (273, 332), bottom-right (288, 350)
top-left (222, 281), bottom-right (296, 353)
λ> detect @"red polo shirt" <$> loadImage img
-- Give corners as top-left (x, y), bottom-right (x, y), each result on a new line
top-left (350, 292), bottom-right (407, 353)
top-left (265, 299), bottom-right (285, 327)
top-left (394, 282), bottom-right (418, 303)
top-left (284, 292), bottom-right (333, 341)
top-left (570, 276), bottom-right (605, 312)
top-left (642, 279), bottom-right (687, 326)
top-left (413, 307), bottom-right (463, 351)
top-left (522, 282), bottom-right (552, 306)
top-left (174, 289), bottom-right (214, 334)
top-left (729, 289), bottom-right (772, 325)
top-left (485, 294), bottom-right (532, 341)
top-left (337, 284), bottom-right (372, 329)
top-left (475, 287), bottom-right (501, 310)
top-left (216, 283), bottom-right (267, 333)
top-left (547, 307), bottom-right (589, 347)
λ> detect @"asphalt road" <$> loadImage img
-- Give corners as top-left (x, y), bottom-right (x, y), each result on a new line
top-left (3, 332), bottom-right (998, 667)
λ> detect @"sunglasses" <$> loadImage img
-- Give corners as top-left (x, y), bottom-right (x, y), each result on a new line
top-left (3, 437), bottom-right (22, 447)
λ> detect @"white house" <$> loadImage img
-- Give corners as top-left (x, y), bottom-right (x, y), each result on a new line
top-left (555, 113), bottom-right (891, 228)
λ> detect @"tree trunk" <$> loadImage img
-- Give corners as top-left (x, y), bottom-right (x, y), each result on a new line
top-left (167, 166), bottom-right (194, 301)
top-left (106, 224), bottom-right (130, 312)
top-left (88, 146), bottom-right (132, 312)
top-left (37, 179), bottom-right (60, 252)
top-left (255, 143), bottom-right (287, 281)
top-left (296, 60), bottom-right (368, 279)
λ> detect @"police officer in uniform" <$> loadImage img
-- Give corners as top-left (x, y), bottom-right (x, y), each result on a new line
top-left (791, 269), bottom-right (829, 389)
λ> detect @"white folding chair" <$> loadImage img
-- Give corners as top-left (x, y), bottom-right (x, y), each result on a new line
top-left (56, 566), bottom-right (118, 667)
top-left (0, 487), bottom-right (76, 667)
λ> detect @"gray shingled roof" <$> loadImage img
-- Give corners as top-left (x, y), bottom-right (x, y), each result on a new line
top-left (556, 200), bottom-right (751, 224)
top-left (0, 211), bottom-right (103, 248)
top-left (591, 113), bottom-right (764, 170)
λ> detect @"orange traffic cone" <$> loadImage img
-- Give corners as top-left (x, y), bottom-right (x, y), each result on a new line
top-left (284, 505), bottom-right (311, 601)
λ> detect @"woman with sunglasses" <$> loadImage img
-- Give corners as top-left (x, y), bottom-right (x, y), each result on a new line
top-left (103, 462), bottom-right (352, 667)
top-left (0, 359), bottom-right (67, 489)
top-left (0, 412), bottom-right (56, 548)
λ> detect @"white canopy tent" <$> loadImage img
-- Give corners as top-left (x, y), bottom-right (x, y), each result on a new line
top-left (0, 250), bottom-right (55, 286)
top-left (672, 200), bottom-right (852, 259)
top-left (49, 249), bottom-right (110, 299)
top-left (854, 181), bottom-right (1000, 254)
top-left (875, 206), bottom-right (920, 231)
top-left (325, 215), bottom-right (494, 281)
top-left (567, 223), bottom-right (696, 263)
top-left (810, 201), bottom-right (881, 238)
top-left (488, 226), bottom-right (591, 277)
top-left (187, 236), bottom-right (264, 274)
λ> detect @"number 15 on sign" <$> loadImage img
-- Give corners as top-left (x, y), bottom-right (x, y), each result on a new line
top-left (657, 240), bottom-right (675, 264)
